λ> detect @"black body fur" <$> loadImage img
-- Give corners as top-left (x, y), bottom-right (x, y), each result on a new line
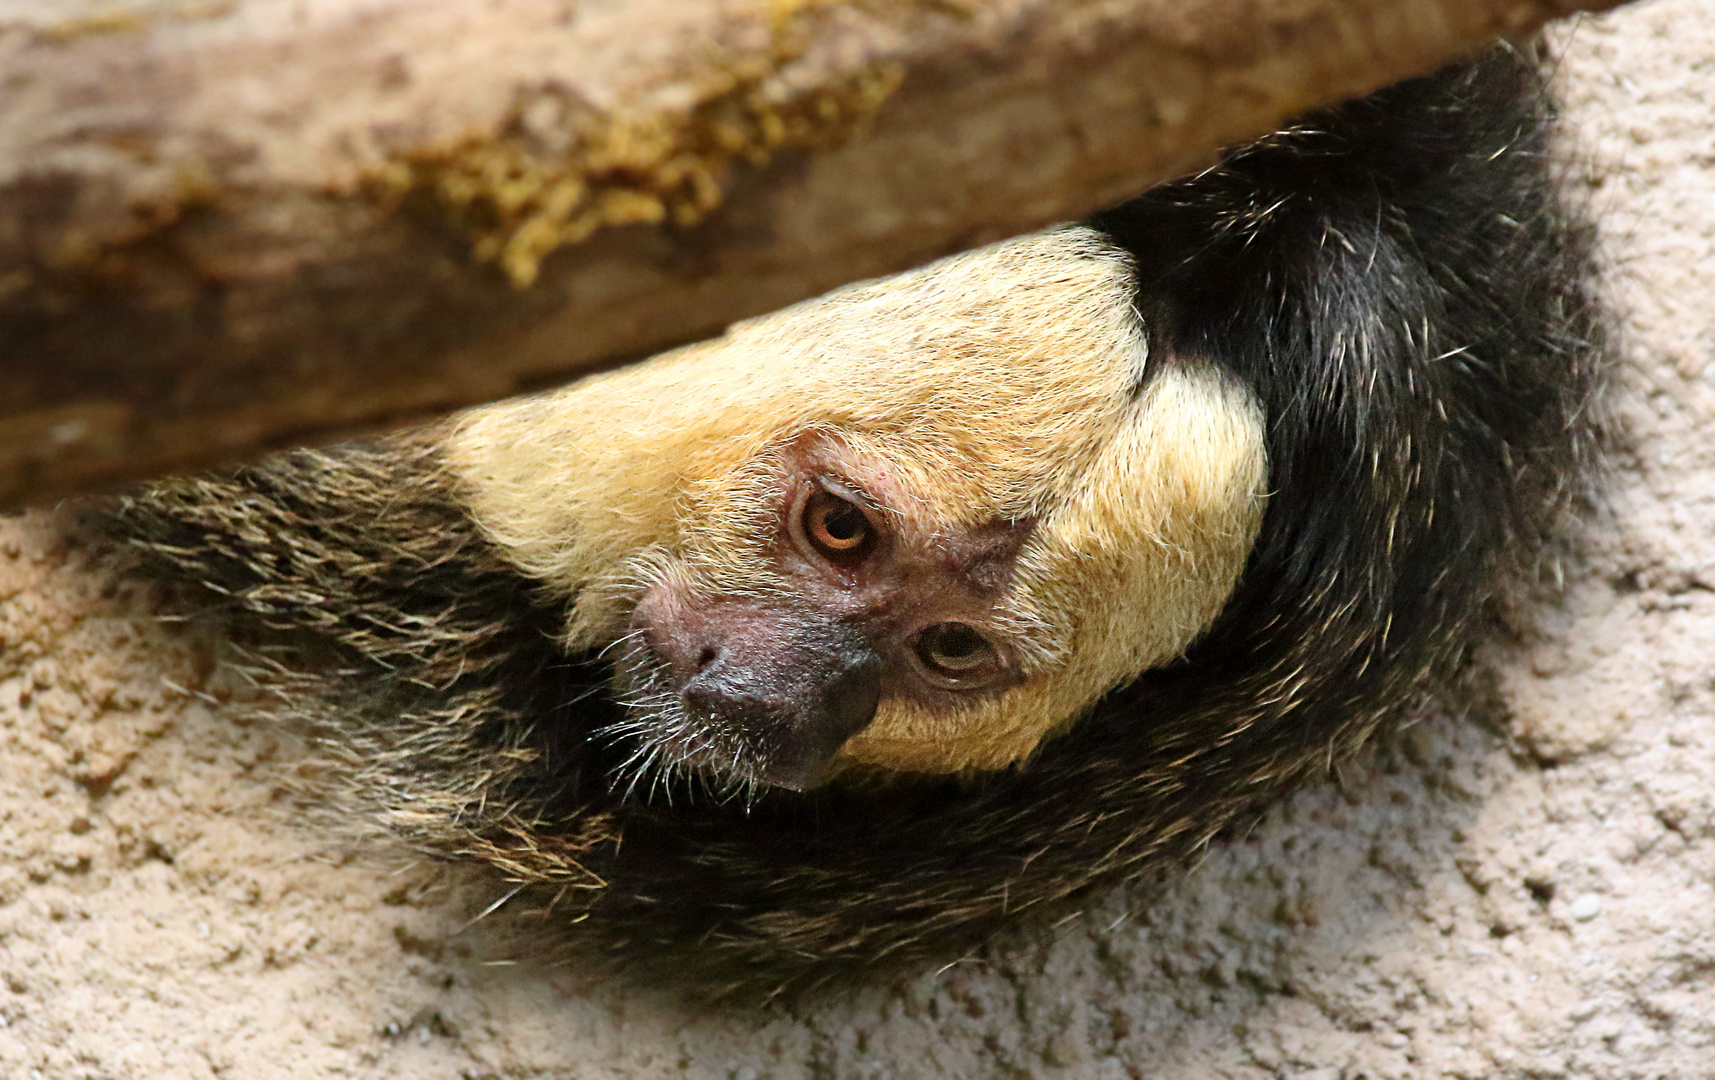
top-left (82, 47), bottom-right (1606, 1000)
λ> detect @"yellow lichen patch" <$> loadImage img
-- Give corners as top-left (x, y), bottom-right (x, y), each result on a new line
top-left (367, 26), bottom-right (905, 288)
top-left (29, 1), bottom-right (234, 44)
top-left (31, 10), bottom-right (148, 43)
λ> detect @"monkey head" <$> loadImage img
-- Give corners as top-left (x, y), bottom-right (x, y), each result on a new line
top-left (447, 228), bottom-right (1268, 792)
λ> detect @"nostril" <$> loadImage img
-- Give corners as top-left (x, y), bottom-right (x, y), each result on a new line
top-left (696, 647), bottom-right (718, 671)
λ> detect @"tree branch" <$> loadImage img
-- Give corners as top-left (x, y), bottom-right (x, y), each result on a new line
top-left (0, 0), bottom-right (1624, 506)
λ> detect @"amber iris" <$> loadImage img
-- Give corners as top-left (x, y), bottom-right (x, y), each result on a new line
top-left (802, 491), bottom-right (875, 564)
top-left (912, 622), bottom-right (1001, 686)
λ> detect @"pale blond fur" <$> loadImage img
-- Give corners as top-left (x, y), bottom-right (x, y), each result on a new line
top-left (447, 227), bottom-right (1268, 775)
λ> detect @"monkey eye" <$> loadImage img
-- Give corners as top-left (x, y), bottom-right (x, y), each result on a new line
top-left (798, 489), bottom-right (879, 567)
top-left (911, 623), bottom-right (1003, 688)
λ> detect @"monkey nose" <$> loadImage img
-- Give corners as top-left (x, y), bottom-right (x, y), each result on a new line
top-left (681, 650), bottom-right (882, 792)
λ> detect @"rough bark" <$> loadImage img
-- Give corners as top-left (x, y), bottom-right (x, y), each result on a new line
top-left (0, 0), bottom-right (1624, 507)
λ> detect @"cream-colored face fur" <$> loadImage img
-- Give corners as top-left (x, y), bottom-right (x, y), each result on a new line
top-left (446, 226), bottom-right (1268, 777)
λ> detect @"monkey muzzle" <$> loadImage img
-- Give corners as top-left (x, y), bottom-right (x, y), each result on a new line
top-left (627, 589), bottom-right (883, 792)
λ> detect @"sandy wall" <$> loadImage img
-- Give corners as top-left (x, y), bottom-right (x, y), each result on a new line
top-left (2, 1), bottom-right (1713, 1075)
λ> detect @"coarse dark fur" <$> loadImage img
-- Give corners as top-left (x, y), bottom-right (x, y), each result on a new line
top-left (79, 45), bottom-right (1607, 1000)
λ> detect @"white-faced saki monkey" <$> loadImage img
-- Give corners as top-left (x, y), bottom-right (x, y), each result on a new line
top-left (81, 43), bottom-right (1607, 1000)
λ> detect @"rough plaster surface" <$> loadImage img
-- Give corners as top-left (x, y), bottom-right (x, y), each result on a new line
top-left (2, 2), bottom-right (1713, 1075)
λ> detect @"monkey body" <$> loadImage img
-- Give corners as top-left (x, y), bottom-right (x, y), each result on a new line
top-left (451, 230), bottom-right (1266, 780)
top-left (87, 46), bottom-right (1605, 999)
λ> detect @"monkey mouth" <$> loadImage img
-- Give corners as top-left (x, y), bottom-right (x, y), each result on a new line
top-left (601, 631), bottom-right (881, 800)
top-left (600, 640), bottom-right (763, 802)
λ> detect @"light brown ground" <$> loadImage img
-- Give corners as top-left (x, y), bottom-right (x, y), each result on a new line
top-left (2, 2), bottom-right (1713, 1076)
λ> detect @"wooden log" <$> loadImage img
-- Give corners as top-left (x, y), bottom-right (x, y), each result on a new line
top-left (0, 0), bottom-right (1623, 507)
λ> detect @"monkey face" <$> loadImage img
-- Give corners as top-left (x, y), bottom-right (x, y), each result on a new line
top-left (608, 431), bottom-right (1037, 791)
top-left (447, 228), bottom-right (1269, 792)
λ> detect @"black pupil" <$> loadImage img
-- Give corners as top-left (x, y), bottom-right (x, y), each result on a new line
top-left (925, 624), bottom-right (989, 669)
top-left (823, 504), bottom-right (865, 542)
